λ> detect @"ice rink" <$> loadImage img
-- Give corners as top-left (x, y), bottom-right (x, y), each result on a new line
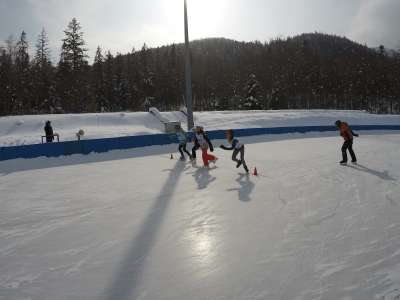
top-left (1, 134), bottom-right (400, 300)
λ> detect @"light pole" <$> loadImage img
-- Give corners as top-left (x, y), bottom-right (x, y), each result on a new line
top-left (184, 0), bottom-right (194, 131)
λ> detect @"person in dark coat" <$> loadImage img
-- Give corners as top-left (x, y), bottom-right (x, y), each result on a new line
top-left (44, 120), bottom-right (54, 143)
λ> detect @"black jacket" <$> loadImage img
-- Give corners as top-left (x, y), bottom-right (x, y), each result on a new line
top-left (44, 123), bottom-right (54, 141)
top-left (193, 131), bottom-right (214, 151)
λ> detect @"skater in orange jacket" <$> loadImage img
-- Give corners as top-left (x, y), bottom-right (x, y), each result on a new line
top-left (335, 120), bottom-right (358, 164)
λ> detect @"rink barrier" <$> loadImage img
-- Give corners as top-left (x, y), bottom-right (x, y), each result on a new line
top-left (1, 124), bottom-right (400, 161)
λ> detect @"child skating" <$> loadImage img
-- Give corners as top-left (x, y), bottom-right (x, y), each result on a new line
top-left (175, 125), bottom-right (192, 161)
top-left (192, 126), bottom-right (217, 167)
top-left (335, 120), bottom-right (359, 164)
top-left (220, 129), bottom-right (249, 173)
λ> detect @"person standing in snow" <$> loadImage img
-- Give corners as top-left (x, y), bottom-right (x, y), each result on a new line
top-left (175, 125), bottom-right (192, 161)
top-left (44, 120), bottom-right (54, 143)
top-left (220, 129), bottom-right (249, 173)
top-left (192, 126), bottom-right (217, 167)
top-left (335, 120), bottom-right (358, 164)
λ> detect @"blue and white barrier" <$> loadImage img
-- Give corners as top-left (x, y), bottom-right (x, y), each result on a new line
top-left (1, 125), bottom-right (399, 161)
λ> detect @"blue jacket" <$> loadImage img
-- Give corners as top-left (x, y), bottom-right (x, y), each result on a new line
top-left (176, 131), bottom-right (188, 144)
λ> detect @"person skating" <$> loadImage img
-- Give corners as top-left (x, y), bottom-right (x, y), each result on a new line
top-left (44, 120), bottom-right (54, 143)
top-left (220, 129), bottom-right (249, 173)
top-left (335, 120), bottom-right (358, 164)
top-left (175, 125), bottom-right (192, 161)
top-left (192, 126), bottom-right (217, 167)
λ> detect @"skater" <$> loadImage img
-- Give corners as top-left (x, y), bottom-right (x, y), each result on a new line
top-left (335, 120), bottom-right (358, 164)
top-left (44, 120), bottom-right (54, 143)
top-left (175, 125), bottom-right (191, 161)
top-left (192, 126), bottom-right (217, 167)
top-left (220, 129), bottom-right (249, 173)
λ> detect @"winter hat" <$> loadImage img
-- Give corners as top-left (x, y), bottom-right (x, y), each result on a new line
top-left (335, 120), bottom-right (341, 127)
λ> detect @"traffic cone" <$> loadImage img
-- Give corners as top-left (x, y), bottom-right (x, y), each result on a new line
top-left (170, 154), bottom-right (174, 160)
top-left (253, 167), bottom-right (258, 176)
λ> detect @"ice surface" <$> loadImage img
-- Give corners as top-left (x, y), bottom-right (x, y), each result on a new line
top-left (1, 110), bottom-right (400, 146)
top-left (1, 133), bottom-right (400, 299)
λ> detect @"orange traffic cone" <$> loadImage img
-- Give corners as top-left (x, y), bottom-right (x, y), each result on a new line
top-left (253, 167), bottom-right (258, 176)
top-left (170, 154), bottom-right (174, 160)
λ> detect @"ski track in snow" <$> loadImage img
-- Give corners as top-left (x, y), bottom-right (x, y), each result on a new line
top-left (0, 133), bottom-right (399, 299)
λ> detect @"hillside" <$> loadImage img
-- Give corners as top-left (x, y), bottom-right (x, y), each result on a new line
top-left (1, 32), bottom-right (399, 116)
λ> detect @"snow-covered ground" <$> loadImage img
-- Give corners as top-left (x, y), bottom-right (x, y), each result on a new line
top-left (1, 133), bottom-right (400, 300)
top-left (1, 110), bottom-right (400, 146)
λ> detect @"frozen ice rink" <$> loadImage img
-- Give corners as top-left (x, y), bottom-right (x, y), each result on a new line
top-left (1, 134), bottom-right (400, 300)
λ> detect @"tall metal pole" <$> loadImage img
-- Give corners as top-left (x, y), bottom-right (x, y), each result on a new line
top-left (184, 0), bottom-right (194, 131)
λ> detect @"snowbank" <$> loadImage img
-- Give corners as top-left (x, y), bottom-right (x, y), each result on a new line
top-left (1, 110), bottom-right (399, 146)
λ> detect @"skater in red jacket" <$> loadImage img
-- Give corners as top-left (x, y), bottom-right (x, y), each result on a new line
top-left (335, 120), bottom-right (358, 164)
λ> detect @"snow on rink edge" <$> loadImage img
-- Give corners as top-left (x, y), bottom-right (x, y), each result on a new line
top-left (0, 133), bottom-right (400, 300)
top-left (2, 110), bottom-right (400, 147)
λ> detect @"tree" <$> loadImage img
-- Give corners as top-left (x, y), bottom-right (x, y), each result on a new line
top-left (58, 18), bottom-right (89, 112)
top-left (241, 73), bottom-right (263, 109)
top-left (32, 28), bottom-right (54, 113)
top-left (92, 46), bottom-right (107, 111)
top-left (61, 18), bottom-right (88, 71)
top-left (15, 31), bottom-right (31, 113)
top-left (35, 28), bottom-right (51, 68)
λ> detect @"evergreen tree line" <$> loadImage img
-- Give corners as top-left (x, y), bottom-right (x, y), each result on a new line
top-left (1, 18), bottom-right (399, 116)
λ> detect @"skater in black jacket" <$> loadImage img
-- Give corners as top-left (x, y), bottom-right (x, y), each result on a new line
top-left (220, 129), bottom-right (249, 173)
top-left (191, 126), bottom-right (217, 167)
top-left (44, 120), bottom-right (54, 143)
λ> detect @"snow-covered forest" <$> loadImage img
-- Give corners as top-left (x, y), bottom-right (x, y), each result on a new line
top-left (1, 18), bottom-right (400, 116)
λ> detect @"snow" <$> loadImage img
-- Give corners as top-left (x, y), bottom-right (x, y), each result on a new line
top-left (1, 133), bottom-right (400, 300)
top-left (1, 110), bottom-right (400, 146)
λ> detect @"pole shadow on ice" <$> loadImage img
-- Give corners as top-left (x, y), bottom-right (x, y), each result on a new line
top-left (345, 163), bottom-right (396, 181)
top-left (227, 174), bottom-right (255, 202)
top-left (103, 161), bottom-right (185, 300)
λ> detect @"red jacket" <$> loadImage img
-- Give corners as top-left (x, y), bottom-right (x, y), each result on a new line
top-left (339, 122), bottom-right (353, 141)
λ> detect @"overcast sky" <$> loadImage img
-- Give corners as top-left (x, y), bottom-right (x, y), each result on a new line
top-left (1, 0), bottom-right (399, 62)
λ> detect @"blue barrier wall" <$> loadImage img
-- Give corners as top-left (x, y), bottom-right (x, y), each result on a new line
top-left (1, 125), bottom-right (400, 161)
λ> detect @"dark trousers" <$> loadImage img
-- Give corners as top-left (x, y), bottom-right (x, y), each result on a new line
top-left (233, 146), bottom-right (248, 171)
top-left (179, 143), bottom-right (191, 158)
top-left (46, 136), bottom-right (54, 143)
top-left (192, 144), bottom-right (200, 159)
top-left (341, 140), bottom-right (357, 162)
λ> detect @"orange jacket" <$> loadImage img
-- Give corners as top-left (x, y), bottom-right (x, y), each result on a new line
top-left (339, 122), bottom-right (353, 141)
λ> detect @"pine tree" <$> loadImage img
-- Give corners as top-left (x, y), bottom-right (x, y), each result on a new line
top-left (58, 18), bottom-right (89, 112)
top-left (0, 48), bottom-right (14, 115)
top-left (35, 28), bottom-right (51, 69)
top-left (32, 28), bottom-right (54, 113)
top-left (103, 51), bottom-right (115, 111)
top-left (15, 31), bottom-right (31, 113)
top-left (61, 18), bottom-right (88, 71)
top-left (92, 46), bottom-right (108, 111)
top-left (242, 73), bottom-right (263, 109)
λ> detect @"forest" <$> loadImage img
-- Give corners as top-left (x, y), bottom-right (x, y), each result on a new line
top-left (1, 18), bottom-right (399, 116)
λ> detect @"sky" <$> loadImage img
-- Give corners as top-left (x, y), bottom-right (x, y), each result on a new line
top-left (0, 0), bottom-right (399, 62)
